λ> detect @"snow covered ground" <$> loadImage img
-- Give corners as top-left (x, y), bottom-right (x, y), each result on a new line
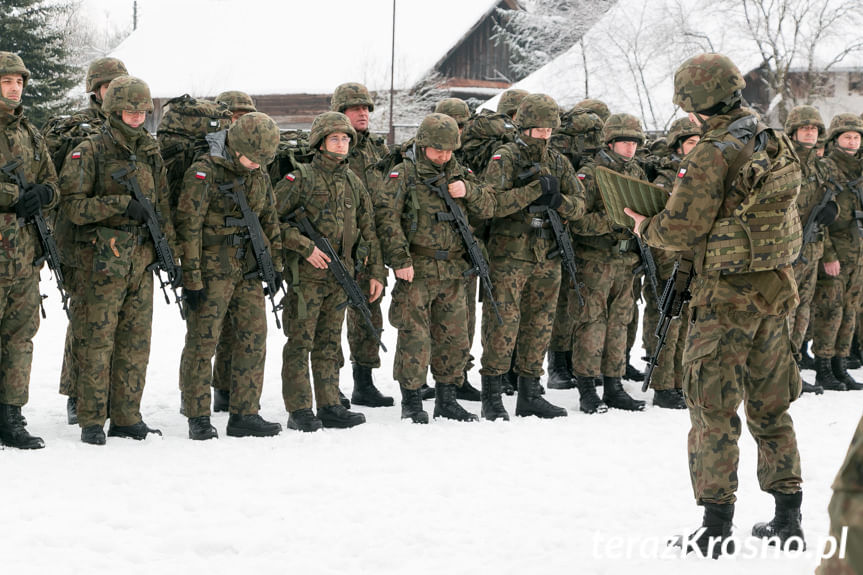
top-left (2, 280), bottom-right (860, 575)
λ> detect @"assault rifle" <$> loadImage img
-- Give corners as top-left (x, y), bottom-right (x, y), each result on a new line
top-left (423, 172), bottom-right (503, 324)
top-left (1, 159), bottom-right (69, 318)
top-left (219, 179), bottom-right (285, 329)
top-left (797, 178), bottom-right (839, 264)
top-left (633, 232), bottom-right (661, 308)
top-left (642, 257), bottom-right (693, 392)
top-left (285, 206), bottom-right (386, 352)
top-left (111, 161), bottom-right (184, 319)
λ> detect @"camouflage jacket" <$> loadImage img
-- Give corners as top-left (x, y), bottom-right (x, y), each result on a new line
top-left (793, 141), bottom-right (831, 260)
top-left (482, 137), bottom-right (585, 263)
top-left (275, 151), bottom-right (383, 284)
top-left (0, 105), bottom-right (60, 282)
top-left (640, 108), bottom-right (798, 315)
top-left (175, 131), bottom-right (281, 291)
top-left (821, 148), bottom-right (863, 265)
top-left (650, 155), bottom-right (687, 280)
top-left (571, 149), bottom-right (645, 264)
top-left (349, 129), bottom-right (388, 202)
top-left (42, 96), bottom-right (108, 173)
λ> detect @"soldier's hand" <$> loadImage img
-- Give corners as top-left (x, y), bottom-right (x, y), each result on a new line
top-left (124, 199), bottom-right (150, 223)
top-left (815, 201), bottom-right (838, 226)
top-left (25, 183), bottom-right (53, 206)
top-left (395, 266), bottom-right (414, 283)
top-left (824, 260), bottom-right (841, 277)
top-left (368, 278), bottom-right (383, 302)
top-left (624, 207), bottom-right (647, 237)
top-left (171, 267), bottom-right (183, 289)
top-left (183, 288), bottom-right (205, 312)
top-left (448, 180), bottom-right (466, 198)
top-left (15, 187), bottom-right (43, 219)
top-left (306, 246), bottom-right (331, 269)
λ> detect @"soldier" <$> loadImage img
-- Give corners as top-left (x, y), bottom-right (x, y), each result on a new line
top-left (575, 98), bottom-right (611, 123)
top-left (496, 89), bottom-right (528, 119)
top-left (59, 76), bottom-right (172, 445)
top-left (811, 113), bottom-right (863, 392)
top-left (175, 111), bottom-right (284, 440)
top-left (330, 82), bottom-right (393, 409)
top-left (216, 90), bottom-right (256, 123)
top-left (479, 93), bottom-right (586, 421)
top-left (0, 52), bottom-right (59, 449)
top-left (276, 112), bottom-right (383, 432)
top-left (568, 113), bottom-right (649, 414)
top-left (626, 53), bottom-right (805, 557)
top-left (786, 105), bottom-right (837, 395)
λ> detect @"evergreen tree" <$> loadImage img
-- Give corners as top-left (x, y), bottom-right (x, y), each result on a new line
top-left (0, 0), bottom-right (77, 127)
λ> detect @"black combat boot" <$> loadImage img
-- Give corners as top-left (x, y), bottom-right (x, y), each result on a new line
top-left (212, 388), bottom-right (230, 412)
top-left (799, 373), bottom-right (823, 395)
top-left (400, 387), bottom-right (429, 424)
top-left (752, 491), bottom-right (806, 551)
top-left (351, 363), bottom-right (394, 407)
top-left (107, 421), bottom-right (162, 440)
top-left (433, 383), bottom-right (478, 421)
top-left (815, 356), bottom-right (846, 391)
top-left (456, 372), bottom-right (482, 401)
top-left (547, 350), bottom-right (577, 389)
top-left (653, 388), bottom-right (687, 409)
top-left (338, 389), bottom-right (352, 409)
top-left (0, 404), bottom-right (44, 449)
top-left (80, 425), bottom-right (106, 446)
top-left (287, 408), bottom-right (323, 432)
top-left (318, 404), bottom-right (366, 429)
top-left (66, 396), bottom-right (78, 425)
top-left (799, 341), bottom-right (815, 371)
top-left (501, 368), bottom-right (517, 395)
top-left (516, 376), bottom-right (567, 418)
top-left (831, 356), bottom-right (863, 390)
top-left (188, 416), bottom-right (218, 440)
top-left (575, 376), bottom-right (607, 414)
top-left (226, 413), bottom-right (282, 437)
top-left (848, 337), bottom-right (862, 369)
top-left (480, 375), bottom-right (509, 421)
top-left (602, 376), bottom-right (646, 411)
top-left (624, 353), bottom-right (645, 382)
top-left (673, 503), bottom-right (735, 559)
top-left (420, 383), bottom-right (436, 400)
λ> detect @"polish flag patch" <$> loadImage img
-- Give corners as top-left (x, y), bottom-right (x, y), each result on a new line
top-left (389, 171), bottom-right (399, 178)
top-left (491, 154), bottom-right (502, 161)
top-left (577, 173), bottom-right (586, 180)
top-left (677, 168), bottom-right (687, 178)
top-left (194, 171), bottom-right (206, 180)
top-left (285, 173), bottom-right (296, 181)
top-left (467, 168), bottom-right (473, 174)
top-left (70, 151), bottom-right (81, 160)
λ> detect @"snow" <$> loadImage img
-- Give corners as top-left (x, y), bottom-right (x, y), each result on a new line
top-left (2, 273), bottom-right (861, 575)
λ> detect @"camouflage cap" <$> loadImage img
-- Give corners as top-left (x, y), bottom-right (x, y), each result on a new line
top-left (309, 111), bottom-right (357, 150)
top-left (434, 97), bottom-right (470, 126)
top-left (228, 112), bottom-right (280, 165)
top-left (416, 113), bottom-right (460, 151)
top-left (102, 76), bottom-right (153, 114)
top-left (666, 117), bottom-right (700, 150)
top-left (827, 113), bottom-right (863, 142)
top-left (516, 93), bottom-right (561, 130)
top-left (673, 53), bottom-right (745, 113)
top-left (497, 89), bottom-right (529, 118)
top-left (602, 113), bottom-right (644, 145)
top-left (331, 82), bottom-right (374, 113)
top-left (216, 90), bottom-right (256, 114)
top-left (86, 57), bottom-right (128, 93)
top-left (0, 51), bottom-right (30, 86)
top-left (575, 98), bottom-right (610, 123)
top-left (784, 105), bottom-right (824, 136)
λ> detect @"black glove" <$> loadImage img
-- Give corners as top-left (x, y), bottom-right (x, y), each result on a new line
top-left (531, 177), bottom-right (563, 210)
top-left (170, 267), bottom-right (183, 289)
top-left (183, 288), bottom-right (205, 312)
top-left (538, 174), bottom-right (559, 196)
top-left (815, 201), bottom-right (838, 226)
top-left (124, 199), bottom-right (150, 223)
top-left (15, 184), bottom-right (52, 219)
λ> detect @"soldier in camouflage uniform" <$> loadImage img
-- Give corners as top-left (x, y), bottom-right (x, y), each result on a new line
top-left (568, 113), bottom-right (649, 414)
top-left (0, 52), bottom-right (59, 449)
top-left (575, 98), bottom-right (610, 124)
top-left (479, 93), bottom-right (586, 420)
top-left (497, 89), bottom-right (528, 119)
top-left (59, 76), bottom-right (173, 445)
top-left (811, 113), bottom-right (863, 392)
top-left (216, 91), bottom-right (256, 123)
top-left (330, 82), bottom-right (393, 409)
top-left (626, 53), bottom-right (805, 557)
top-left (175, 111), bottom-right (284, 440)
top-left (276, 112), bottom-right (383, 432)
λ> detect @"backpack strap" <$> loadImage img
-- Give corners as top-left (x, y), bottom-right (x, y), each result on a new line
top-left (722, 122), bottom-right (768, 193)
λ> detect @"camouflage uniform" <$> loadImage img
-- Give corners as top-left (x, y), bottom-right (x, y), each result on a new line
top-left (0, 52), bottom-right (59, 449)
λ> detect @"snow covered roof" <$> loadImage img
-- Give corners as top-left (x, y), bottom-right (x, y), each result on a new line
top-left (108, 0), bottom-right (505, 98)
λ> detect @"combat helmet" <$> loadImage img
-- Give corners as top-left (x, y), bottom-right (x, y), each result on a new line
top-left (497, 89), bottom-right (529, 118)
top-left (827, 113), bottom-right (863, 142)
top-left (309, 111), bottom-right (357, 150)
top-left (0, 52), bottom-right (30, 86)
top-left (666, 117), bottom-right (700, 151)
top-left (216, 90), bottom-right (256, 114)
top-left (575, 98), bottom-right (610, 123)
top-left (102, 76), bottom-right (154, 114)
top-left (784, 105), bottom-right (824, 136)
top-left (673, 53), bottom-right (745, 114)
top-left (515, 93), bottom-right (561, 130)
top-left (602, 113), bottom-right (644, 145)
top-left (434, 98), bottom-right (470, 127)
top-left (86, 57), bottom-right (128, 93)
top-left (228, 111), bottom-right (280, 165)
top-left (415, 113), bottom-right (460, 151)
top-left (331, 82), bottom-right (375, 113)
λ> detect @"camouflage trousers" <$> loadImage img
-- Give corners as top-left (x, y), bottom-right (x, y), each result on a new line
top-left (0, 272), bottom-right (40, 406)
top-left (789, 241), bottom-right (823, 357)
top-left (640, 277), bottom-right (660, 360)
top-left (212, 309), bottom-right (235, 393)
top-left (627, 274), bottom-right (642, 354)
top-left (549, 264), bottom-right (574, 353)
top-left (59, 266), bottom-right (83, 398)
top-left (683, 306), bottom-right (802, 505)
top-left (281, 276), bottom-right (345, 412)
top-left (480, 256), bottom-right (561, 377)
top-left (465, 275), bottom-right (477, 372)
top-left (389, 276), bottom-right (469, 390)
top-left (180, 272), bottom-right (267, 418)
top-left (347, 272), bottom-right (382, 369)
top-left (812, 255), bottom-right (863, 358)
top-left (647, 304), bottom-right (689, 391)
top-left (569, 258), bottom-right (635, 378)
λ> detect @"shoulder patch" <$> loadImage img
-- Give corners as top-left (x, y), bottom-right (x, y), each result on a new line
top-left (491, 154), bottom-right (502, 161)
top-left (285, 173), bottom-right (296, 181)
top-left (677, 168), bottom-right (687, 178)
top-left (577, 173), bottom-right (586, 180)
top-left (195, 171), bottom-right (207, 180)
top-left (389, 171), bottom-right (399, 178)
top-left (70, 151), bottom-right (82, 160)
top-left (467, 168), bottom-right (473, 174)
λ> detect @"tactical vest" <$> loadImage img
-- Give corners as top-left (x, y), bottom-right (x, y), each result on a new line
top-left (700, 118), bottom-right (802, 274)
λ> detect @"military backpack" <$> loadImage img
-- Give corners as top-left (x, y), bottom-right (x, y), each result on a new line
top-left (267, 129), bottom-right (314, 187)
top-left (550, 107), bottom-right (603, 171)
top-left (458, 110), bottom-right (518, 174)
top-left (41, 112), bottom-right (102, 173)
